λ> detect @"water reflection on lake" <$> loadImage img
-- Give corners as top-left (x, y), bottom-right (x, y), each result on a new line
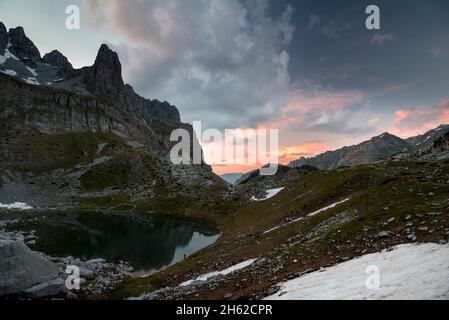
top-left (7, 212), bottom-right (219, 272)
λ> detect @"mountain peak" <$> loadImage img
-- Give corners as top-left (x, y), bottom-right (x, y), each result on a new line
top-left (376, 132), bottom-right (396, 139)
top-left (42, 50), bottom-right (73, 78)
top-left (7, 26), bottom-right (41, 63)
top-left (95, 44), bottom-right (119, 64)
top-left (82, 43), bottom-right (125, 98)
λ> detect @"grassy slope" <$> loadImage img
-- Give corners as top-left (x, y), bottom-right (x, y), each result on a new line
top-left (0, 119), bottom-right (127, 174)
top-left (109, 159), bottom-right (449, 300)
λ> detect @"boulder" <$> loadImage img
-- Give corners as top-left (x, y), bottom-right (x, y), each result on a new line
top-left (79, 266), bottom-right (95, 280)
top-left (24, 278), bottom-right (67, 298)
top-left (84, 258), bottom-right (106, 271)
top-left (0, 240), bottom-right (59, 296)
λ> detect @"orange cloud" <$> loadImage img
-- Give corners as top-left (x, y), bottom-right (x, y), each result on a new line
top-left (258, 89), bottom-right (364, 129)
top-left (211, 141), bottom-right (330, 175)
top-left (212, 163), bottom-right (260, 175)
top-left (277, 142), bottom-right (330, 164)
top-left (285, 90), bottom-right (364, 113)
top-left (391, 99), bottom-right (449, 137)
top-left (394, 110), bottom-right (412, 122)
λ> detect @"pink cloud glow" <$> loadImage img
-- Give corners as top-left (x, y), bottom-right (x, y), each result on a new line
top-left (391, 99), bottom-right (449, 137)
top-left (258, 89), bottom-right (364, 129)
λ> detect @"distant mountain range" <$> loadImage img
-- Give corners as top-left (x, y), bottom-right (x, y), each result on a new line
top-left (290, 125), bottom-right (449, 170)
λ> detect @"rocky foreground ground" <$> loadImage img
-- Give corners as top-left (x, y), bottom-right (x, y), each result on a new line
top-left (0, 235), bottom-right (133, 299)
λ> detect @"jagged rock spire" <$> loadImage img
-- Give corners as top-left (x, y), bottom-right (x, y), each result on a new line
top-left (82, 44), bottom-right (125, 99)
top-left (8, 26), bottom-right (41, 62)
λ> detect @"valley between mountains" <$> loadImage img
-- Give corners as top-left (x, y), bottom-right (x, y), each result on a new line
top-left (1, 22), bottom-right (449, 300)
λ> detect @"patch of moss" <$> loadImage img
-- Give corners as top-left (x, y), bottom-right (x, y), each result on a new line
top-left (80, 159), bottom-right (133, 192)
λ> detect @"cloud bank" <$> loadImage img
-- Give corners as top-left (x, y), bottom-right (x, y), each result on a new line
top-left (85, 0), bottom-right (295, 130)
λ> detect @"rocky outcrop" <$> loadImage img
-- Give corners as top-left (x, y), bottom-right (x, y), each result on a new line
top-left (7, 26), bottom-right (41, 64)
top-left (24, 278), bottom-right (67, 298)
top-left (431, 131), bottom-right (449, 153)
top-left (42, 50), bottom-right (74, 78)
top-left (0, 22), bottom-right (7, 54)
top-left (0, 240), bottom-right (59, 296)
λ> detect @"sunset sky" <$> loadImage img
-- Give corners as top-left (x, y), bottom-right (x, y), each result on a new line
top-left (1, 0), bottom-right (448, 174)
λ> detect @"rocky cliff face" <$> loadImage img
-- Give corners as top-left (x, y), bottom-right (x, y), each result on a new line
top-left (0, 73), bottom-right (163, 145)
top-left (8, 26), bottom-right (41, 65)
top-left (0, 22), bottom-right (225, 211)
top-left (0, 22), bottom-right (7, 54)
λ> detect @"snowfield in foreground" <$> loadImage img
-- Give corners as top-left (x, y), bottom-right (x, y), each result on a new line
top-left (180, 259), bottom-right (256, 287)
top-left (0, 202), bottom-right (33, 210)
top-left (251, 188), bottom-right (284, 201)
top-left (265, 243), bottom-right (449, 300)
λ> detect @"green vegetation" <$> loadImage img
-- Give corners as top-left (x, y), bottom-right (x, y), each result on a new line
top-left (80, 158), bottom-right (133, 192)
top-left (0, 118), bottom-right (128, 174)
top-left (108, 159), bottom-right (449, 300)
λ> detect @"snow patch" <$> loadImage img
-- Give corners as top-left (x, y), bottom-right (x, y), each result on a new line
top-left (0, 202), bottom-right (33, 210)
top-left (22, 77), bottom-right (40, 85)
top-left (265, 243), bottom-right (449, 300)
top-left (307, 197), bottom-right (351, 217)
top-left (25, 66), bottom-right (38, 77)
top-left (0, 69), bottom-right (18, 76)
top-left (251, 187), bottom-right (285, 201)
top-left (263, 198), bottom-right (351, 234)
top-left (0, 45), bottom-right (19, 64)
top-left (179, 259), bottom-right (256, 287)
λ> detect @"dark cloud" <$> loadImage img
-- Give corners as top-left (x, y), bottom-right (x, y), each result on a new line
top-left (82, 0), bottom-right (449, 150)
top-left (85, 0), bottom-right (295, 130)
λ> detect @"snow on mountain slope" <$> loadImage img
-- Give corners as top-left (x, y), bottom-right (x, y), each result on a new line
top-left (251, 187), bottom-right (285, 201)
top-left (266, 243), bottom-right (449, 300)
top-left (0, 202), bottom-right (33, 210)
top-left (179, 259), bottom-right (256, 287)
